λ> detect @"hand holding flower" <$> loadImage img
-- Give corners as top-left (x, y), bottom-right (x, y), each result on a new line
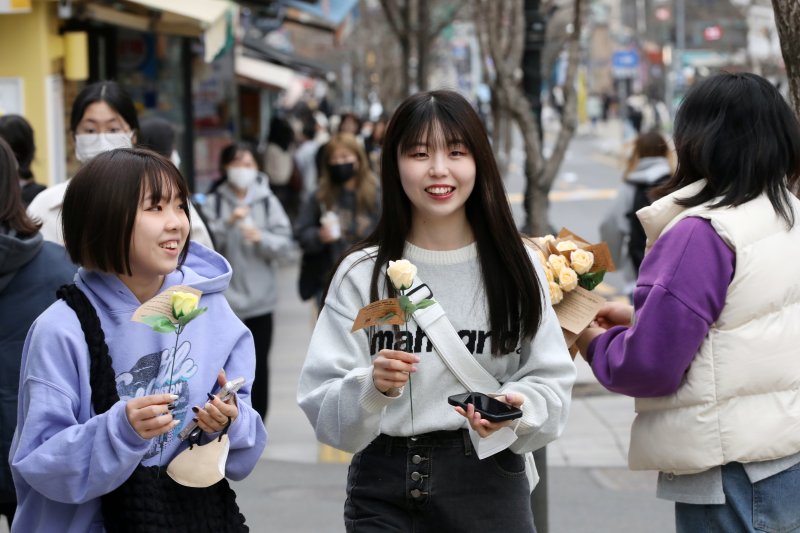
top-left (371, 349), bottom-right (419, 395)
top-left (125, 393), bottom-right (180, 440)
top-left (593, 301), bottom-right (634, 329)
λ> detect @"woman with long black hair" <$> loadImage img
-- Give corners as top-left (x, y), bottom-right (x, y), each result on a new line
top-left (298, 90), bottom-right (575, 531)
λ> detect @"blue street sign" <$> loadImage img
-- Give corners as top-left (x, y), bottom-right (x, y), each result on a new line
top-left (612, 50), bottom-right (640, 79)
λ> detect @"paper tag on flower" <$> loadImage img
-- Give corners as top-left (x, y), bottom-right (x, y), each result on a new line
top-left (554, 286), bottom-right (606, 335)
top-left (351, 298), bottom-right (405, 332)
top-left (131, 285), bottom-right (202, 325)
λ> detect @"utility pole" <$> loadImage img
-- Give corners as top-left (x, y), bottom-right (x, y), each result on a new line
top-left (522, 4), bottom-right (549, 528)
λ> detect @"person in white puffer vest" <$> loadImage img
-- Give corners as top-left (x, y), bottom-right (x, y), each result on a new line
top-left (577, 72), bottom-right (800, 532)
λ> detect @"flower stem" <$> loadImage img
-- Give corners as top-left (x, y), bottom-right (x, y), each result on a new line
top-left (158, 327), bottom-right (182, 475)
top-left (404, 312), bottom-right (415, 437)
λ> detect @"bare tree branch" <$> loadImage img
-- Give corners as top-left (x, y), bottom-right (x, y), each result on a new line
top-left (427, 3), bottom-right (464, 44)
top-left (379, 0), bottom-right (407, 38)
top-left (771, 0), bottom-right (800, 119)
top-left (541, 0), bottom-right (582, 185)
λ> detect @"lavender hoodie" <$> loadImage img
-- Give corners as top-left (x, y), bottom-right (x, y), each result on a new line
top-left (9, 242), bottom-right (267, 532)
top-left (587, 217), bottom-right (735, 396)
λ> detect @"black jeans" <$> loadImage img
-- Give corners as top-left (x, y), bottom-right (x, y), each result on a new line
top-left (344, 430), bottom-right (535, 533)
top-left (243, 313), bottom-right (273, 420)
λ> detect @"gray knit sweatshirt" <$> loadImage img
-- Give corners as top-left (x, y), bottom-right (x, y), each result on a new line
top-left (297, 242), bottom-right (576, 456)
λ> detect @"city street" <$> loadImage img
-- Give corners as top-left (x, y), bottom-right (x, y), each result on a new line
top-left (0, 122), bottom-right (677, 533)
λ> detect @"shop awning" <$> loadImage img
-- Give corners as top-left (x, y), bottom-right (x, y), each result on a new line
top-left (82, 0), bottom-right (234, 62)
top-left (241, 34), bottom-right (330, 78)
top-left (235, 54), bottom-right (296, 91)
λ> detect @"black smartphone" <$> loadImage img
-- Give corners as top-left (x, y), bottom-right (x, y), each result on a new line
top-left (447, 392), bottom-right (523, 423)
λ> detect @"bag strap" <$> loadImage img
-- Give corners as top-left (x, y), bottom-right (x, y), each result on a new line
top-left (56, 284), bottom-right (120, 414)
top-left (405, 278), bottom-right (501, 393)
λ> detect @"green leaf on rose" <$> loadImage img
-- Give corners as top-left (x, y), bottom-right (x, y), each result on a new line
top-left (578, 270), bottom-right (606, 291)
top-left (177, 306), bottom-right (208, 327)
top-left (140, 314), bottom-right (178, 333)
top-left (398, 294), bottom-right (415, 316)
top-left (415, 299), bottom-right (435, 310)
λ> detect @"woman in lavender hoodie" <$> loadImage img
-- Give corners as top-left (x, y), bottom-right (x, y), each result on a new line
top-left (577, 73), bottom-right (800, 531)
top-left (10, 149), bottom-right (266, 532)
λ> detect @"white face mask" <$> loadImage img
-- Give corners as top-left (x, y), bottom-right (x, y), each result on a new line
top-left (227, 167), bottom-right (258, 190)
top-left (74, 132), bottom-right (133, 163)
top-left (170, 150), bottom-right (181, 168)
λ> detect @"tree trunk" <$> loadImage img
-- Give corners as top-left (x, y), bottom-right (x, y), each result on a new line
top-left (772, 0), bottom-right (800, 119)
top-left (417, 0), bottom-right (430, 92)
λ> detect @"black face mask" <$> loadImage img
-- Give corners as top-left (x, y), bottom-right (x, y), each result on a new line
top-left (328, 162), bottom-right (355, 184)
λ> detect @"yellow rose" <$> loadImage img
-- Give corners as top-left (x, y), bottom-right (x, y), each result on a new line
top-left (171, 291), bottom-right (199, 319)
top-left (548, 254), bottom-right (568, 276)
top-left (544, 265), bottom-right (554, 283)
top-left (387, 259), bottom-right (417, 291)
top-left (570, 249), bottom-right (595, 275)
top-left (556, 240), bottom-right (578, 252)
top-left (542, 234), bottom-right (556, 243)
top-left (549, 281), bottom-right (563, 305)
top-left (558, 267), bottom-right (579, 292)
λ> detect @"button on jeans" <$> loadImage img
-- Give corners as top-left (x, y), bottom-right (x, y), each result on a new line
top-left (676, 462), bottom-right (800, 532)
top-left (344, 430), bottom-right (536, 533)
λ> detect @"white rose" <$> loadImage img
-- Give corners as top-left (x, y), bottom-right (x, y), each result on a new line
top-left (549, 281), bottom-right (563, 305)
top-left (542, 234), bottom-right (556, 243)
top-left (558, 267), bottom-right (579, 292)
top-left (548, 254), bottom-right (568, 276)
top-left (570, 249), bottom-right (594, 275)
top-left (387, 259), bottom-right (417, 291)
top-left (556, 240), bottom-right (578, 252)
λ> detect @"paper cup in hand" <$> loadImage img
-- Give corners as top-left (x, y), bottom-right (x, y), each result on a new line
top-left (321, 211), bottom-right (341, 239)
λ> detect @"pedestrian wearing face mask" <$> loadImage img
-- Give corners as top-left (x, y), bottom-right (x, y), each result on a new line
top-left (27, 81), bottom-right (138, 245)
top-left (202, 142), bottom-right (295, 421)
top-left (295, 133), bottom-right (381, 306)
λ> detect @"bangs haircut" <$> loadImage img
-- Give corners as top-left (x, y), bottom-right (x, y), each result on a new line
top-left (63, 148), bottom-right (191, 275)
top-left (655, 72), bottom-right (800, 226)
top-left (332, 89), bottom-right (543, 356)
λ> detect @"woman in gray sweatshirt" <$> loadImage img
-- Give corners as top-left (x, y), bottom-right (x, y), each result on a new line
top-left (298, 90), bottom-right (575, 532)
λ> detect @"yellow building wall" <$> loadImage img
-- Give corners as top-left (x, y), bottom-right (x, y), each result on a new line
top-left (0, 0), bottom-right (63, 185)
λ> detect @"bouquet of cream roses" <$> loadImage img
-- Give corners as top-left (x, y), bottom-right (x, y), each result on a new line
top-left (527, 229), bottom-right (615, 351)
top-left (533, 235), bottom-right (605, 305)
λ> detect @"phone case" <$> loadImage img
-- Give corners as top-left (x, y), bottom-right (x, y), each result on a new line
top-left (447, 392), bottom-right (523, 422)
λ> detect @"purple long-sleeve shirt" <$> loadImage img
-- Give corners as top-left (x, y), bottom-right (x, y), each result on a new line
top-left (587, 217), bottom-right (735, 397)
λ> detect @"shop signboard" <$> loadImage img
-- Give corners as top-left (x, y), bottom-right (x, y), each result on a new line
top-left (612, 50), bottom-right (639, 80)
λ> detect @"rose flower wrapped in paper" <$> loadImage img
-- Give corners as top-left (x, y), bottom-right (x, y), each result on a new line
top-left (526, 229), bottom-right (616, 354)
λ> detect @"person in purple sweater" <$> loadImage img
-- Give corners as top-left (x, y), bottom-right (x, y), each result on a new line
top-left (577, 73), bottom-right (800, 532)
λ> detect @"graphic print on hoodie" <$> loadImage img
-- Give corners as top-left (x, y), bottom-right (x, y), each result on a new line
top-left (115, 340), bottom-right (198, 458)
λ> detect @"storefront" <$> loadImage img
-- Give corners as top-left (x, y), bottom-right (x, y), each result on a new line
top-left (71, 0), bottom-right (237, 190)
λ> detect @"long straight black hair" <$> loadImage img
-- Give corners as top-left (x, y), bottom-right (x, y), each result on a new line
top-left (346, 90), bottom-right (544, 355)
top-left (654, 72), bottom-right (800, 225)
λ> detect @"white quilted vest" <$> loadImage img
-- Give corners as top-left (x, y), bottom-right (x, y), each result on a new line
top-left (629, 180), bottom-right (800, 475)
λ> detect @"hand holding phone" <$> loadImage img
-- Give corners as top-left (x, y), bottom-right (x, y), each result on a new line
top-left (447, 392), bottom-right (523, 423)
top-left (179, 377), bottom-right (245, 440)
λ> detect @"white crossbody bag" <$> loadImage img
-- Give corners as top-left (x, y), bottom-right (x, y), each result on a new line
top-left (405, 278), bottom-right (539, 491)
